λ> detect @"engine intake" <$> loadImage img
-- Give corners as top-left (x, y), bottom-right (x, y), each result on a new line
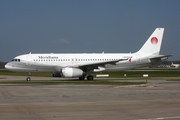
top-left (52, 68), bottom-right (83, 78)
top-left (62, 67), bottom-right (83, 78)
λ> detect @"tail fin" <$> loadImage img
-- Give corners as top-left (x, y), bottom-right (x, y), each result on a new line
top-left (137, 28), bottom-right (164, 56)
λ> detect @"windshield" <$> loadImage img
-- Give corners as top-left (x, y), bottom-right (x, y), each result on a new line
top-left (12, 59), bottom-right (20, 62)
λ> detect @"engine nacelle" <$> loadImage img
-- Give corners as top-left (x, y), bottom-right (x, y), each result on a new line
top-left (62, 67), bottom-right (83, 78)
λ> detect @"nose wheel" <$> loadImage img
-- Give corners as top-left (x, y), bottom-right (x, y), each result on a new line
top-left (26, 77), bottom-right (31, 81)
top-left (26, 72), bottom-right (31, 81)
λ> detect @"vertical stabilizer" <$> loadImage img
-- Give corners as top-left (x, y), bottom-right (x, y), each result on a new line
top-left (137, 28), bottom-right (164, 56)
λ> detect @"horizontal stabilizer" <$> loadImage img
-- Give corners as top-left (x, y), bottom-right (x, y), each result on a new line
top-left (150, 54), bottom-right (174, 61)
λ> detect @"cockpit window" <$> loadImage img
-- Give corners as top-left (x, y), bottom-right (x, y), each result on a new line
top-left (12, 59), bottom-right (21, 62)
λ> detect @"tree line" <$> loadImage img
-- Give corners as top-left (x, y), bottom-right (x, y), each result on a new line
top-left (0, 62), bottom-right (6, 69)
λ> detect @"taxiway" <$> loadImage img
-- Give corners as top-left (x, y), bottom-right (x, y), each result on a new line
top-left (0, 75), bottom-right (180, 120)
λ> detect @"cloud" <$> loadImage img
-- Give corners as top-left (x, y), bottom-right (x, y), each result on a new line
top-left (58, 38), bottom-right (70, 44)
top-left (51, 38), bottom-right (70, 45)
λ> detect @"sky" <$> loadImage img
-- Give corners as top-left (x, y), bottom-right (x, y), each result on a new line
top-left (0, 0), bottom-right (180, 62)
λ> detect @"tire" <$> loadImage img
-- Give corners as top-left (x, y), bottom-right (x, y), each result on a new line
top-left (87, 75), bottom-right (94, 81)
top-left (26, 77), bottom-right (31, 81)
top-left (79, 76), bottom-right (85, 80)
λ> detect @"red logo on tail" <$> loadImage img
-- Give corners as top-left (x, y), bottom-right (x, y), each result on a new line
top-left (151, 37), bottom-right (158, 44)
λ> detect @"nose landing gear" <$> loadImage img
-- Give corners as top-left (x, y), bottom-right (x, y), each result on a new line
top-left (26, 72), bottom-right (31, 81)
top-left (26, 77), bottom-right (31, 81)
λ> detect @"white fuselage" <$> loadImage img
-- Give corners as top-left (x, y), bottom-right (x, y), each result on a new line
top-left (5, 53), bottom-right (150, 72)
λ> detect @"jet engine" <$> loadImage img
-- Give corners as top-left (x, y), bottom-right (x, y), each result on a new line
top-left (52, 67), bottom-right (83, 78)
top-left (62, 67), bottom-right (83, 77)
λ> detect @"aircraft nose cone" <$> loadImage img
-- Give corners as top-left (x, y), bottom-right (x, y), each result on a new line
top-left (5, 63), bottom-right (10, 70)
top-left (5, 63), bottom-right (13, 70)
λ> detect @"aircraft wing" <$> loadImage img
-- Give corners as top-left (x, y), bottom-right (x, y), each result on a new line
top-left (72, 58), bottom-right (129, 72)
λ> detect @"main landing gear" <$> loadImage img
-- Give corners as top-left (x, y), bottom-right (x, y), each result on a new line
top-left (79, 75), bottom-right (94, 81)
top-left (87, 75), bottom-right (94, 80)
top-left (26, 72), bottom-right (31, 81)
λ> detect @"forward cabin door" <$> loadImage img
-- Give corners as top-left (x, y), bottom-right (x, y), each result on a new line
top-left (26, 55), bottom-right (32, 66)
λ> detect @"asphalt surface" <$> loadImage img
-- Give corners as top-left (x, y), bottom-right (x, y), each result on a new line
top-left (0, 75), bottom-right (180, 120)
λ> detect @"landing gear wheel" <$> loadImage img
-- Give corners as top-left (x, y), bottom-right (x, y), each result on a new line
top-left (26, 77), bottom-right (31, 81)
top-left (79, 76), bottom-right (85, 80)
top-left (87, 75), bottom-right (94, 81)
top-left (26, 72), bottom-right (31, 81)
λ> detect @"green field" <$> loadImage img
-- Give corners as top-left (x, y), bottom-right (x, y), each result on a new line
top-left (99, 69), bottom-right (180, 78)
top-left (1, 69), bottom-right (180, 78)
top-left (0, 69), bottom-right (179, 85)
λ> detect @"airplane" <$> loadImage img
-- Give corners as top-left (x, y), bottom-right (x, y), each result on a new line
top-left (171, 62), bottom-right (180, 68)
top-left (5, 28), bottom-right (172, 81)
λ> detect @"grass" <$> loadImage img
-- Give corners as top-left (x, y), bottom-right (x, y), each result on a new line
top-left (0, 70), bottom-right (51, 77)
top-left (0, 69), bottom-right (180, 85)
top-left (167, 79), bottom-right (180, 81)
top-left (97, 70), bottom-right (180, 77)
top-left (1, 69), bottom-right (180, 78)
top-left (0, 80), bottom-right (146, 85)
